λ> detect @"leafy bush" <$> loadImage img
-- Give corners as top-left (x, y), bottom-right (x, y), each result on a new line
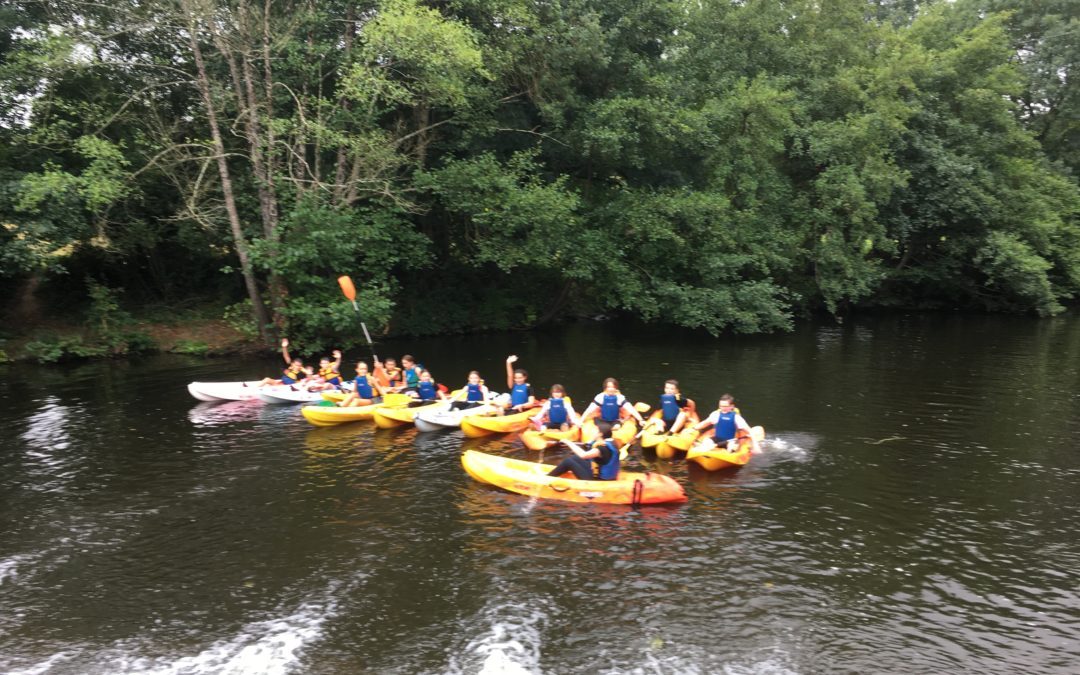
top-left (223, 300), bottom-right (261, 340)
top-left (172, 339), bottom-right (210, 356)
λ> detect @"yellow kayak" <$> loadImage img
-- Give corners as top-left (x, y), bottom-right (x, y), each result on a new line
top-left (580, 418), bottom-right (639, 445)
top-left (686, 426), bottom-right (765, 471)
top-left (300, 393), bottom-right (412, 427)
top-left (521, 426), bottom-right (581, 451)
top-left (461, 450), bottom-right (687, 505)
top-left (639, 411), bottom-right (701, 459)
top-left (460, 407), bottom-right (539, 438)
top-left (373, 400), bottom-right (449, 429)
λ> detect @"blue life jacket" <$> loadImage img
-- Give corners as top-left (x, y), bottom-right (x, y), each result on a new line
top-left (714, 410), bottom-right (738, 442)
top-left (353, 375), bottom-right (374, 399)
top-left (599, 394), bottom-right (622, 422)
top-left (595, 440), bottom-right (620, 480)
top-left (510, 383), bottom-right (531, 407)
top-left (548, 398), bottom-right (568, 426)
top-left (418, 381), bottom-right (437, 401)
top-left (660, 394), bottom-right (681, 423)
top-left (405, 368), bottom-right (421, 388)
top-left (466, 383), bottom-right (484, 402)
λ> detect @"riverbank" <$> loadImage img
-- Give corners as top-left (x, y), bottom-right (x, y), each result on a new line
top-left (0, 317), bottom-right (257, 364)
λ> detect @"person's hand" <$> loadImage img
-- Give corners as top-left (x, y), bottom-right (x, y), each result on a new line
top-left (506, 355), bottom-right (518, 364)
top-left (281, 338), bottom-right (289, 348)
top-left (333, 349), bottom-right (341, 359)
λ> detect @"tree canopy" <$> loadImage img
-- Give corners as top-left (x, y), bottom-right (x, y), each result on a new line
top-left (1, 0), bottom-right (1077, 351)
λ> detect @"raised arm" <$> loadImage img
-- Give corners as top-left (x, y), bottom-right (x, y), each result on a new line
top-left (331, 349), bottom-right (342, 371)
top-left (505, 355), bottom-right (517, 389)
top-left (281, 338), bottom-right (292, 365)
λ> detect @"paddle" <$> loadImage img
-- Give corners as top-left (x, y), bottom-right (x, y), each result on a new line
top-left (337, 275), bottom-right (378, 363)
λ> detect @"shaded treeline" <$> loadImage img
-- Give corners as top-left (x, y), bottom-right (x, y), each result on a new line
top-left (1, 0), bottom-right (1077, 351)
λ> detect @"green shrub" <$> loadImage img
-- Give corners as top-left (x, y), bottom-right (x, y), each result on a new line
top-left (223, 300), bottom-right (260, 340)
top-left (173, 339), bottom-right (210, 356)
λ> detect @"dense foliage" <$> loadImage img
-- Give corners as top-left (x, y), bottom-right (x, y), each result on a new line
top-left (1, 0), bottom-right (1077, 351)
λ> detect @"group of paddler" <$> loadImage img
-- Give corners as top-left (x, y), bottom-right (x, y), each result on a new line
top-left (270, 338), bottom-right (762, 484)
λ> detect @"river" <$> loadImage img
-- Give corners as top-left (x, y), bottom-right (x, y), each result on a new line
top-left (1, 315), bottom-right (1078, 674)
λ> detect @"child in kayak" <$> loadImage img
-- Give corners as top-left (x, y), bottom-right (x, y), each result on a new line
top-left (374, 357), bottom-right (402, 391)
top-left (308, 350), bottom-right (343, 391)
top-left (450, 371), bottom-right (491, 410)
top-left (580, 377), bottom-right (645, 439)
top-left (337, 361), bottom-right (385, 407)
top-left (258, 338), bottom-right (307, 386)
top-left (693, 394), bottom-right (760, 454)
top-left (651, 379), bottom-right (694, 434)
top-left (415, 369), bottom-right (447, 402)
top-left (502, 355), bottom-right (536, 414)
top-left (398, 354), bottom-right (425, 394)
top-left (547, 435), bottom-right (622, 481)
top-left (531, 384), bottom-right (579, 430)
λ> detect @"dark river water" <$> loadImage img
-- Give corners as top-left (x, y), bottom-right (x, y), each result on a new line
top-left (2, 315), bottom-right (1078, 674)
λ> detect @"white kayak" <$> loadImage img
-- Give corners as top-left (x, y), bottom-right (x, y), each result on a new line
top-left (257, 387), bottom-right (334, 405)
top-left (414, 404), bottom-right (491, 432)
top-left (187, 381), bottom-right (264, 402)
top-left (413, 394), bottom-right (508, 432)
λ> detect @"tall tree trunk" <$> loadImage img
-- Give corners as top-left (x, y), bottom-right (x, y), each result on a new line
top-left (259, 0), bottom-right (287, 329)
top-left (333, 6), bottom-right (356, 203)
top-left (185, 10), bottom-right (271, 343)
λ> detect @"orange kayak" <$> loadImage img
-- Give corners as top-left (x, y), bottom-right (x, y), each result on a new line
top-left (461, 450), bottom-right (687, 505)
top-left (460, 407), bottom-right (538, 438)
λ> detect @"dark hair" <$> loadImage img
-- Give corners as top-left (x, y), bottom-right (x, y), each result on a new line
top-left (550, 384), bottom-right (565, 394)
top-left (401, 354), bottom-right (415, 363)
top-left (719, 393), bottom-right (735, 404)
top-left (468, 370), bottom-right (481, 377)
top-left (665, 379), bottom-right (679, 388)
top-left (603, 377), bottom-right (619, 389)
top-left (513, 369), bottom-right (528, 378)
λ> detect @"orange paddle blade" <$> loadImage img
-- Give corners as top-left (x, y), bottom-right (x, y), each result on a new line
top-left (337, 275), bottom-right (357, 301)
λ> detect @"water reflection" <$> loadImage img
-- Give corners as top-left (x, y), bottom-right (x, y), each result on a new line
top-left (2, 318), bottom-right (1080, 673)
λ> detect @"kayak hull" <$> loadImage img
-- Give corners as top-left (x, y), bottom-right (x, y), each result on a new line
top-left (300, 394), bottom-right (414, 427)
top-left (686, 427), bottom-right (764, 471)
top-left (257, 388), bottom-right (328, 405)
top-left (302, 404), bottom-right (378, 426)
top-left (580, 418), bottom-right (639, 446)
top-left (460, 408), bottom-right (538, 438)
top-left (414, 403), bottom-right (498, 432)
top-left (461, 450), bottom-right (687, 505)
top-left (641, 412), bottom-right (701, 458)
top-left (373, 400), bottom-right (448, 429)
top-left (521, 426), bottom-right (580, 451)
top-left (186, 381), bottom-right (264, 402)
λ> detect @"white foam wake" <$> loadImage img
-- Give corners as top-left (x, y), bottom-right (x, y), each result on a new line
top-left (6, 580), bottom-right (351, 675)
top-left (445, 598), bottom-right (552, 675)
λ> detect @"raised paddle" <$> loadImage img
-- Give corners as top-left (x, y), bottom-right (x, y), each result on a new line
top-left (337, 275), bottom-right (378, 363)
